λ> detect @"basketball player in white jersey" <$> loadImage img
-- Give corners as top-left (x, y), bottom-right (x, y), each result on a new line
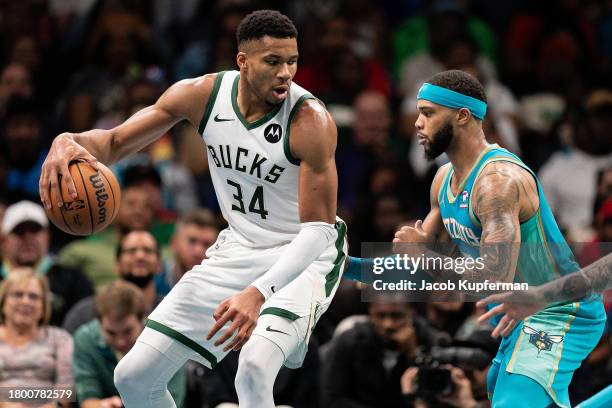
top-left (39, 10), bottom-right (346, 408)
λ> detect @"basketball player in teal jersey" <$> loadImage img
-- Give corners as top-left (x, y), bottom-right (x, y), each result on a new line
top-left (40, 10), bottom-right (347, 408)
top-left (477, 253), bottom-right (612, 408)
top-left (390, 70), bottom-right (607, 407)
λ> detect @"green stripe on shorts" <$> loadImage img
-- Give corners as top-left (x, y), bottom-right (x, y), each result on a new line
top-left (260, 307), bottom-right (300, 321)
top-left (145, 319), bottom-right (218, 368)
top-left (325, 220), bottom-right (347, 296)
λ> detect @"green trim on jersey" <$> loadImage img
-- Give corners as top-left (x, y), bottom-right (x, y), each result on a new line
top-left (198, 71), bottom-right (226, 134)
top-left (231, 74), bottom-right (283, 129)
top-left (260, 307), bottom-right (300, 321)
top-left (325, 220), bottom-right (347, 296)
top-left (145, 319), bottom-right (218, 368)
top-left (284, 94), bottom-right (315, 166)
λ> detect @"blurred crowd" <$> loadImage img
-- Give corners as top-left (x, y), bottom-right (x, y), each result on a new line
top-left (0, 0), bottom-right (610, 407)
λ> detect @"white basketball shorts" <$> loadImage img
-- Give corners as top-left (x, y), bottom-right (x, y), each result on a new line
top-left (143, 219), bottom-right (347, 369)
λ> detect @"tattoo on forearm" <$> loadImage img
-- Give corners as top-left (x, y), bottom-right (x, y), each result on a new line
top-left (542, 253), bottom-right (612, 303)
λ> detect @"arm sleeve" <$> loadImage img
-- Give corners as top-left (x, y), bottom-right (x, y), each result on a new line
top-left (344, 256), bottom-right (433, 285)
top-left (251, 222), bottom-right (337, 300)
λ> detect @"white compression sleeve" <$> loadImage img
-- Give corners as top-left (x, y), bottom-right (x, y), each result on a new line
top-left (251, 221), bottom-right (336, 300)
top-left (235, 335), bottom-right (285, 408)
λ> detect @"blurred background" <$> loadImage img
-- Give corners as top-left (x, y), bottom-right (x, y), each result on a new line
top-left (0, 0), bottom-right (610, 407)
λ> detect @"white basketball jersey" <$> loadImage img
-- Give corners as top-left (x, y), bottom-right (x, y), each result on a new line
top-left (199, 70), bottom-right (315, 248)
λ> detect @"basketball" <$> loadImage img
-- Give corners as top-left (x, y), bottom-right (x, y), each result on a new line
top-left (45, 161), bottom-right (121, 235)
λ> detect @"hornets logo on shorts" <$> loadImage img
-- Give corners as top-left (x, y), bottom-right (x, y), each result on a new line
top-left (523, 325), bottom-right (564, 354)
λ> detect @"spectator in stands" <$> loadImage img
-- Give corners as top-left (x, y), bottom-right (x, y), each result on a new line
top-left (320, 296), bottom-right (418, 407)
top-left (294, 15), bottom-right (391, 130)
top-left (392, 2), bottom-right (496, 86)
top-left (0, 268), bottom-right (74, 407)
top-left (336, 91), bottom-right (420, 224)
top-left (67, 9), bottom-right (159, 123)
top-left (539, 90), bottom-right (612, 241)
top-left (109, 89), bottom-right (200, 215)
top-left (0, 63), bottom-right (33, 117)
top-left (1, 201), bottom-right (94, 326)
top-left (580, 198), bottom-right (612, 267)
top-left (336, 91), bottom-right (393, 215)
top-left (72, 280), bottom-right (186, 407)
top-left (155, 208), bottom-right (219, 296)
top-left (400, 364), bottom-right (480, 408)
top-left (119, 163), bottom-right (177, 237)
top-left (594, 167), bottom-right (612, 216)
top-left (424, 301), bottom-right (473, 338)
top-left (58, 165), bottom-right (163, 287)
top-left (350, 193), bottom-right (412, 252)
top-left (63, 230), bottom-right (163, 334)
top-left (2, 97), bottom-right (48, 202)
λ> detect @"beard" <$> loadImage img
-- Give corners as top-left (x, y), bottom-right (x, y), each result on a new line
top-left (122, 273), bottom-right (154, 288)
top-left (424, 120), bottom-right (454, 161)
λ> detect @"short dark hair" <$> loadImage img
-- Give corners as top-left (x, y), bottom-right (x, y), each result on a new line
top-left (236, 10), bottom-right (297, 47)
top-left (427, 69), bottom-right (487, 104)
top-left (122, 164), bottom-right (162, 189)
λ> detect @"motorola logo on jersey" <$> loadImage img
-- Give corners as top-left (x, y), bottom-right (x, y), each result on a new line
top-left (264, 124), bottom-right (282, 143)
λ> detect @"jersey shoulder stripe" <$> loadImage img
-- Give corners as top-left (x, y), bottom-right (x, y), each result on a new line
top-left (198, 71), bottom-right (227, 134)
top-left (283, 93), bottom-right (316, 165)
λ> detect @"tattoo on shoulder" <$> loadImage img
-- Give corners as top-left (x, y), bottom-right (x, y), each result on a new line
top-left (473, 169), bottom-right (520, 229)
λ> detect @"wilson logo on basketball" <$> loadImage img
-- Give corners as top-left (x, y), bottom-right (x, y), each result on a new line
top-left (89, 172), bottom-right (109, 224)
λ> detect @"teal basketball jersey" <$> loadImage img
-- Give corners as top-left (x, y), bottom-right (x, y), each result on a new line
top-left (438, 144), bottom-right (579, 285)
top-left (438, 144), bottom-right (606, 408)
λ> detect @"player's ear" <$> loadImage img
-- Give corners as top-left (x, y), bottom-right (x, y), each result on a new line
top-left (456, 108), bottom-right (471, 126)
top-left (236, 52), bottom-right (247, 71)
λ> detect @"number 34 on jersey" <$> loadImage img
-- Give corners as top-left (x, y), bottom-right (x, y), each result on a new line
top-left (208, 143), bottom-right (286, 220)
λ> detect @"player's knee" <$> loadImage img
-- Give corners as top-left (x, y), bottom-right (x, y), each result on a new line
top-left (114, 352), bottom-right (147, 393)
top-left (114, 357), bottom-right (136, 393)
top-left (235, 354), bottom-right (268, 392)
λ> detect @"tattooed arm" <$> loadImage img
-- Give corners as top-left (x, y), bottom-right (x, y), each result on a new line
top-left (539, 253), bottom-right (612, 302)
top-left (467, 162), bottom-right (526, 283)
top-left (394, 161), bottom-right (535, 287)
top-left (477, 252), bottom-right (612, 337)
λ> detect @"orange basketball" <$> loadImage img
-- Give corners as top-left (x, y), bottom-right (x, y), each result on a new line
top-left (45, 162), bottom-right (121, 235)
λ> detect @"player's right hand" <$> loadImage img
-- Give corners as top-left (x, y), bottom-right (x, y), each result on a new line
top-left (393, 220), bottom-right (431, 257)
top-left (39, 133), bottom-right (98, 209)
top-left (207, 285), bottom-right (265, 351)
